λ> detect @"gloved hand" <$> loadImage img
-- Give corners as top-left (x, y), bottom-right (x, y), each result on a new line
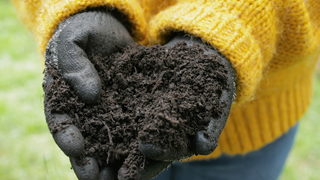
top-left (43, 9), bottom-right (135, 180)
top-left (44, 9), bottom-right (236, 180)
top-left (132, 34), bottom-right (236, 179)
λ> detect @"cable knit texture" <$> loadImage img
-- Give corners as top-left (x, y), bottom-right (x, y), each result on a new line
top-left (12, 0), bottom-right (320, 160)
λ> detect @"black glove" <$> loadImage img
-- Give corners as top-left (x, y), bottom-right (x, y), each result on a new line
top-left (44, 9), bottom-right (236, 179)
top-left (44, 9), bottom-right (135, 180)
top-left (133, 34), bottom-right (236, 178)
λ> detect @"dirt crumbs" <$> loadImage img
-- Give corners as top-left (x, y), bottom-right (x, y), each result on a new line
top-left (44, 42), bottom-right (230, 179)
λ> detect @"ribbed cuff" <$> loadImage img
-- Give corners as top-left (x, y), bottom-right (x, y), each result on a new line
top-left (35, 0), bottom-right (147, 54)
top-left (149, 2), bottom-right (263, 104)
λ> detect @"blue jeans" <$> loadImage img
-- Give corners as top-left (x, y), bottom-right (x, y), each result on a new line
top-left (152, 124), bottom-right (299, 180)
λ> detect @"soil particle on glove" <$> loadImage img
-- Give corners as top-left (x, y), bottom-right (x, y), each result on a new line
top-left (44, 42), bottom-right (229, 179)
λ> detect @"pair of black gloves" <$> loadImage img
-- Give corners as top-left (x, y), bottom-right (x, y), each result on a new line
top-left (44, 10), bottom-right (236, 180)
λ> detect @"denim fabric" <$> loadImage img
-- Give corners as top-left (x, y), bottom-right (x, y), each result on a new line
top-left (152, 123), bottom-right (299, 180)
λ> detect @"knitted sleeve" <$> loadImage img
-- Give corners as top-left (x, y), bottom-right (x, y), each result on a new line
top-left (148, 0), bottom-right (320, 104)
top-left (10, 0), bottom-right (148, 54)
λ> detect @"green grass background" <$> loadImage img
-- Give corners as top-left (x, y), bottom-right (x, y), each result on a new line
top-left (0, 0), bottom-right (319, 179)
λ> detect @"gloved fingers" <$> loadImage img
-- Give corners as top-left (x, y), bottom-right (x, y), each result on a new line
top-left (46, 24), bottom-right (101, 105)
top-left (70, 157), bottom-right (100, 180)
top-left (43, 70), bottom-right (85, 157)
top-left (139, 143), bottom-right (192, 161)
top-left (193, 129), bottom-right (218, 155)
top-left (118, 158), bottom-right (172, 180)
top-left (194, 84), bottom-right (235, 155)
top-left (44, 111), bottom-right (85, 157)
top-left (99, 166), bottom-right (116, 180)
top-left (46, 10), bottom-right (135, 105)
top-left (193, 78), bottom-right (235, 155)
top-left (53, 122), bottom-right (85, 157)
top-left (139, 128), bottom-right (219, 157)
top-left (194, 58), bottom-right (236, 155)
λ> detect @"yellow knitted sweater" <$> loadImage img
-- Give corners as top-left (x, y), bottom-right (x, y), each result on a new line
top-left (12, 0), bottom-right (320, 161)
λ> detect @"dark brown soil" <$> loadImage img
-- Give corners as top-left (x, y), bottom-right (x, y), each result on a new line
top-left (44, 42), bottom-right (229, 179)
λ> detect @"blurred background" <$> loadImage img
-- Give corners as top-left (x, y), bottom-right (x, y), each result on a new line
top-left (0, 0), bottom-right (319, 179)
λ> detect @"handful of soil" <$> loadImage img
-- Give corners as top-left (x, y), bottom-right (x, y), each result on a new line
top-left (44, 42), bottom-right (229, 179)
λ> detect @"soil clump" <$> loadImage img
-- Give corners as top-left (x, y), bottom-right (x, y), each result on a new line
top-left (44, 42), bottom-right (229, 179)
